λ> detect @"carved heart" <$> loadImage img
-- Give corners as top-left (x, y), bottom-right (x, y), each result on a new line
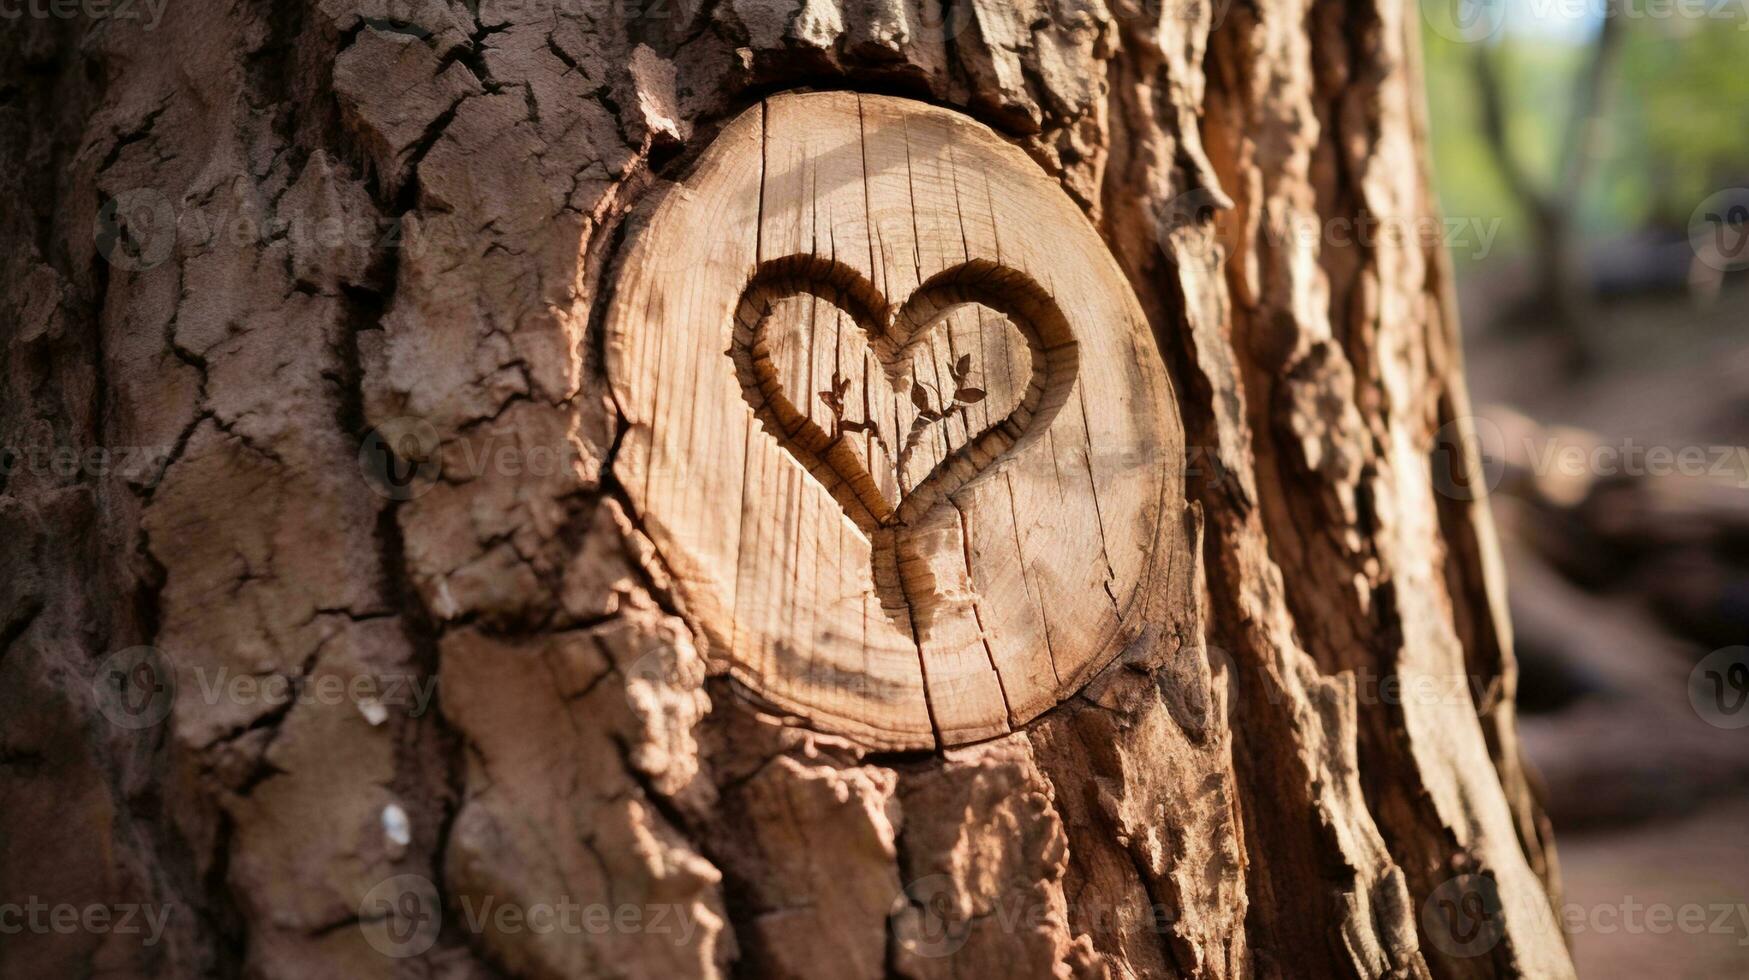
top-left (731, 254), bottom-right (1079, 619)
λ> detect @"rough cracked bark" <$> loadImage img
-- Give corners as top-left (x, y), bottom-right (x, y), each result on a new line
top-left (0, 1), bottom-right (1573, 978)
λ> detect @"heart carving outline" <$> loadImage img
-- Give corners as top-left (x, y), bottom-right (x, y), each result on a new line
top-left (729, 254), bottom-right (1080, 622)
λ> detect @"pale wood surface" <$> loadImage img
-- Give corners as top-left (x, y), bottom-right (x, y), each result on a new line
top-left (607, 92), bottom-right (1185, 748)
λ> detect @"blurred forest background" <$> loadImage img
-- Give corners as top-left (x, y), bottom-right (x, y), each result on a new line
top-left (1421, 2), bottom-right (1749, 976)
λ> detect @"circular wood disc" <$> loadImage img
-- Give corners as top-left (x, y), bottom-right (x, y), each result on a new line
top-left (606, 91), bottom-right (1185, 749)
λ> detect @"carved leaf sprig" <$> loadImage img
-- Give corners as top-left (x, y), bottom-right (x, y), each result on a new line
top-left (950, 352), bottom-right (986, 406)
top-left (819, 369), bottom-right (875, 440)
top-left (818, 356), bottom-right (991, 502)
top-left (897, 353), bottom-right (987, 488)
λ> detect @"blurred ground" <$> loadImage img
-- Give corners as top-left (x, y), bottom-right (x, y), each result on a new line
top-left (1561, 797), bottom-right (1749, 978)
top-left (1462, 275), bottom-right (1749, 976)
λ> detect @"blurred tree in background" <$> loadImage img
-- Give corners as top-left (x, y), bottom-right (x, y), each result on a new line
top-left (1423, 3), bottom-right (1749, 284)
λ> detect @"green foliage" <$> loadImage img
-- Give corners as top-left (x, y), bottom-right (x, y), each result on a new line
top-left (1603, 22), bottom-right (1749, 227)
top-left (1422, 16), bottom-right (1749, 268)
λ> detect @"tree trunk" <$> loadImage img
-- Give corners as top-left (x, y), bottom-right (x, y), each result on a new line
top-left (0, 2), bottom-right (1573, 978)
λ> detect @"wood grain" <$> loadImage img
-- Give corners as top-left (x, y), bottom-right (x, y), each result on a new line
top-left (607, 92), bottom-right (1185, 748)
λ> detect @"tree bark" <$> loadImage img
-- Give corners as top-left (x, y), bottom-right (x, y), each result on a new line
top-left (0, 1), bottom-right (1572, 978)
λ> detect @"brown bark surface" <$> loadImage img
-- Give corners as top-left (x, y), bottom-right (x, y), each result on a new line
top-left (0, 1), bottom-right (1572, 978)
